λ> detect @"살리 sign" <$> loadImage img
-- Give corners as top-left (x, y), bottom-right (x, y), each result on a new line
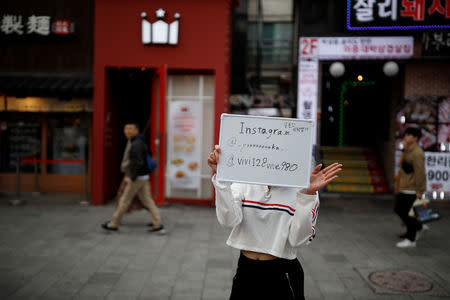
top-left (216, 114), bottom-right (314, 188)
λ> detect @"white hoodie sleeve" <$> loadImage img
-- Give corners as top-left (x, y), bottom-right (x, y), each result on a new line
top-left (211, 175), bottom-right (244, 228)
top-left (288, 191), bottom-right (320, 247)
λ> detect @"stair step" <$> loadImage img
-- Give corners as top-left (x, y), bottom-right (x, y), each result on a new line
top-left (321, 146), bottom-right (376, 154)
top-left (323, 159), bottom-right (382, 169)
top-left (334, 176), bottom-right (386, 185)
top-left (327, 183), bottom-right (389, 194)
top-left (339, 169), bottom-right (385, 176)
top-left (323, 153), bottom-right (379, 161)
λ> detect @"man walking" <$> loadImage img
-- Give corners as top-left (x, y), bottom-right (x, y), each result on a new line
top-left (102, 122), bottom-right (165, 234)
top-left (395, 127), bottom-right (426, 248)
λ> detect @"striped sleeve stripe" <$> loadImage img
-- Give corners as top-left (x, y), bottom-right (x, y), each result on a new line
top-left (242, 200), bottom-right (296, 213)
top-left (242, 204), bottom-right (295, 216)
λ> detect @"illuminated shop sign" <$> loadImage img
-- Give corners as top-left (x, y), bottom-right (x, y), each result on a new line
top-left (141, 8), bottom-right (180, 45)
top-left (347, 0), bottom-right (450, 30)
top-left (0, 14), bottom-right (74, 36)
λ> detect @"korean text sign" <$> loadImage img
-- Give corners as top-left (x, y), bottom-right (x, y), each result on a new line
top-left (348, 0), bottom-right (450, 30)
top-left (216, 114), bottom-right (314, 188)
top-left (426, 152), bottom-right (450, 192)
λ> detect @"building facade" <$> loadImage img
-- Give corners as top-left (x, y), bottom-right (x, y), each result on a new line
top-left (92, 0), bottom-right (236, 205)
top-left (0, 0), bottom-right (94, 194)
top-left (297, 0), bottom-right (450, 197)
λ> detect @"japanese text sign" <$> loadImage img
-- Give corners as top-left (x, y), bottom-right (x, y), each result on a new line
top-left (348, 0), bottom-right (450, 30)
top-left (216, 114), bottom-right (314, 188)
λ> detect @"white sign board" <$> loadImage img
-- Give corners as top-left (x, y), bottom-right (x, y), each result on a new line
top-left (317, 36), bottom-right (414, 60)
top-left (425, 152), bottom-right (450, 192)
top-left (216, 114), bottom-right (314, 188)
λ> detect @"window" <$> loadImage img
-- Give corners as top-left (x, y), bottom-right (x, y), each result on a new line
top-left (46, 115), bottom-right (89, 174)
top-left (165, 75), bottom-right (215, 199)
top-left (247, 23), bottom-right (293, 65)
top-left (0, 114), bottom-right (41, 173)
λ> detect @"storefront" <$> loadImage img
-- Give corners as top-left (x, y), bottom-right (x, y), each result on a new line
top-left (92, 0), bottom-right (236, 205)
top-left (297, 0), bottom-right (450, 197)
top-left (0, 0), bottom-right (94, 195)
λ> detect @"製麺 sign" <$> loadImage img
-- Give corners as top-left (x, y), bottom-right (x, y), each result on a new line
top-left (216, 114), bottom-right (313, 188)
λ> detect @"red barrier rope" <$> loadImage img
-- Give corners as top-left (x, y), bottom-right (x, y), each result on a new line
top-left (20, 158), bottom-right (83, 164)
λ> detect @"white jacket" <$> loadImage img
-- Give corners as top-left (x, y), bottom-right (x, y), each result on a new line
top-left (212, 175), bottom-right (319, 259)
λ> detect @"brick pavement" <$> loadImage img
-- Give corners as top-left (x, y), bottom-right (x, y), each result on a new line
top-left (0, 194), bottom-right (449, 300)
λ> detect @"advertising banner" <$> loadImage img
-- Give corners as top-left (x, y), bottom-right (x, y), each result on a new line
top-left (167, 101), bottom-right (201, 189)
top-left (216, 114), bottom-right (314, 188)
top-left (425, 152), bottom-right (450, 192)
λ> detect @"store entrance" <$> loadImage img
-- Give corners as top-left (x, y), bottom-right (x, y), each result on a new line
top-left (321, 62), bottom-right (394, 147)
top-left (320, 62), bottom-right (398, 194)
top-left (105, 68), bottom-right (153, 200)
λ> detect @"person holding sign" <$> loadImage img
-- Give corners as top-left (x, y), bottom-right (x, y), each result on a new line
top-left (208, 145), bottom-right (342, 300)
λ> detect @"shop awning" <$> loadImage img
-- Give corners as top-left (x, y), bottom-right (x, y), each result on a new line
top-left (0, 74), bottom-right (93, 98)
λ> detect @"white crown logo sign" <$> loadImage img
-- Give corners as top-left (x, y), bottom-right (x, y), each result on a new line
top-left (141, 8), bottom-right (180, 45)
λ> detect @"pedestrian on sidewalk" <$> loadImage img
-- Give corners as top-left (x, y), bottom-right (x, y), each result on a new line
top-left (394, 127), bottom-right (426, 248)
top-left (208, 145), bottom-right (342, 300)
top-left (116, 135), bottom-right (145, 213)
top-left (102, 122), bottom-right (165, 234)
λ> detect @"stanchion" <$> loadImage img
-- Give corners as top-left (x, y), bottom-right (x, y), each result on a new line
top-left (80, 162), bottom-right (89, 206)
top-left (10, 156), bottom-right (23, 206)
top-left (32, 158), bottom-right (40, 196)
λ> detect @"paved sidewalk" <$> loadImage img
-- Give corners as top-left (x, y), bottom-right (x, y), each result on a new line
top-left (0, 194), bottom-right (449, 300)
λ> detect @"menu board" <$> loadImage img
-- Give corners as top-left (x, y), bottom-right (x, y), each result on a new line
top-left (7, 121), bottom-right (41, 172)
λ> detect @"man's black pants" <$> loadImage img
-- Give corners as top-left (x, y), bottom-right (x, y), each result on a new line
top-left (394, 192), bottom-right (422, 241)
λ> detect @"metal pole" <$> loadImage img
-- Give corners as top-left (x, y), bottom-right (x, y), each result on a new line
top-left (16, 157), bottom-right (20, 198)
top-left (33, 158), bottom-right (40, 195)
top-left (10, 156), bottom-right (22, 205)
top-left (80, 161), bottom-right (89, 205)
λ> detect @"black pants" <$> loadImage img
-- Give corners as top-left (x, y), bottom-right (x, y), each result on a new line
top-left (394, 192), bottom-right (422, 241)
top-left (230, 253), bottom-right (305, 300)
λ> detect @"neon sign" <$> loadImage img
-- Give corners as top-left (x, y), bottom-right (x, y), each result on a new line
top-left (347, 0), bottom-right (450, 30)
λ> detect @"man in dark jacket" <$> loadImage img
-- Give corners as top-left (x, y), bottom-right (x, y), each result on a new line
top-left (102, 122), bottom-right (164, 233)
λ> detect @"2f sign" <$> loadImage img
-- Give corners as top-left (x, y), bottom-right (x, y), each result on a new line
top-left (301, 38), bottom-right (318, 56)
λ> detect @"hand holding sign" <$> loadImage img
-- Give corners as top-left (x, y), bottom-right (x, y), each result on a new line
top-left (207, 145), bottom-right (221, 173)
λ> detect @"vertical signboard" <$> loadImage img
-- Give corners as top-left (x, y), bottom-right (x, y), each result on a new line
top-left (167, 101), bottom-right (201, 189)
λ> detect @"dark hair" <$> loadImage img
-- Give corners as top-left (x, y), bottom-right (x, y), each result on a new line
top-left (125, 121), bottom-right (140, 131)
top-left (404, 127), bottom-right (422, 139)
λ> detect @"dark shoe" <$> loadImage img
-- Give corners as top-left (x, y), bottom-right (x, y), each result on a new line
top-left (147, 222), bottom-right (154, 227)
top-left (398, 232), bottom-right (407, 239)
top-left (101, 221), bottom-right (118, 231)
top-left (148, 225), bottom-right (166, 235)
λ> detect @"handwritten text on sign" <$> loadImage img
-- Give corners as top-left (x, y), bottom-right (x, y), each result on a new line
top-left (216, 114), bottom-right (313, 188)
